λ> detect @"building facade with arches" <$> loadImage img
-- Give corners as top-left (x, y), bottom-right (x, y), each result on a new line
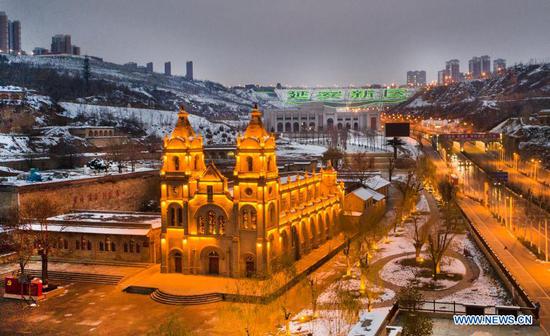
top-left (160, 106), bottom-right (345, 277)
top-left (264, 102), bottom-right (381, 134)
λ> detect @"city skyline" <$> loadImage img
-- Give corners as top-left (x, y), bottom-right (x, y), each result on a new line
top-left (3, 0), bottom-right (550, 86)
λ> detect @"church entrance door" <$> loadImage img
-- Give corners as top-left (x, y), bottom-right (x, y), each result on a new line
top-left (208, 251), bottom-right (219, 275)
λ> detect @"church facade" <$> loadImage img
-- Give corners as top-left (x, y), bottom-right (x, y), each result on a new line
top-left (160, 106), bottom-right (344, 277)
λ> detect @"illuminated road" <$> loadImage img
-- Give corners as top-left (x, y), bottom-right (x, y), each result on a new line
top-left (462, 142), bottom-right (550, 209)
top-left (459, 197), bottom-right (550, 335)
top-left (422, 141), bottom-right (550, 335)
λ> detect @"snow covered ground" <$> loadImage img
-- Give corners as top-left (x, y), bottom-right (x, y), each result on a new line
top-left (287, 307), bottom-right (391, 336)
top-left (59, 102), bottom-right (235, 143)
top-left (379, 255), bottom-right (465, 290)
top-left (0, 163), bottom-right (157, 186)
top-left (276, 138), bottom-right (327, 159)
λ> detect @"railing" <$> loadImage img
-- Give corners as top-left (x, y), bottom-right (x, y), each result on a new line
top-left (399, 300), bottom-right (538, 317)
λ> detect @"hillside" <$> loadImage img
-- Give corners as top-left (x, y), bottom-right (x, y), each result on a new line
top-left (0, 54), bottom-right (275, 119)
top-left (393, 63), bottom-right (550, 130)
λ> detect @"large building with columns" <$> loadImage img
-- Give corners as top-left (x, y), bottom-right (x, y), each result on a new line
top-left (160, 106), bottom-right (344, 277)
top-left (264, 102), bottom-right (381, 134)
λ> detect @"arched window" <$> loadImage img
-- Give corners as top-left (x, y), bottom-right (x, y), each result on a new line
top-left (136, 244), bottom-right (141, 253)
top-left (168, 203), bottom-right (183, 226)
top-left (124, 243), bottom-right (128, 253)
top-left (268, 203), bottom-right (276, 227)
top-left (246, 156), bottom-right (253, 172)
top-left (240, 206), bottom-right (257, 230)
top-left (99, 241), bottom-right (104, 251)
top-left (173, 156), bottom-right (180, 171)
top-left (194, 155), bottom-right (199, 170)
top-left (63, 239), bottom-right (68, 249)
top-left (267, 156), bottom-right (272, 171)
top-left (87, 240), bottom-right (92, 250)
top-left (75, 240), bottom-right (80, 250)
top-left (111, 242), bottom-right (116, 252)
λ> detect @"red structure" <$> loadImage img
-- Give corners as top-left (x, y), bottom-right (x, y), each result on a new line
top-left (3, 276), bottom-right (43, 300)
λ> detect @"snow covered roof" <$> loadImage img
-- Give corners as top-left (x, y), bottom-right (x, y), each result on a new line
top-left (415, 194), bottom-right (430, 214)
top-left (364, 175), bottom-right (390, 191)
top-left (47, 211), bottom-right (161, 228)
top-left (29, 224), bottom-right (151, 236)
top-left (348, 307), bottom-right (391, 336)
top-left (0, 85), bottom-right (25, 92)
top-left (351, 187), bottom-right (385, 202)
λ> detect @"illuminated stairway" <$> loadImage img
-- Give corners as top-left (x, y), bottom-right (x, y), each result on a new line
top-left (27, 270), bottom-right (123, 285)
top-left (150, 289), bottom-right (223, 305)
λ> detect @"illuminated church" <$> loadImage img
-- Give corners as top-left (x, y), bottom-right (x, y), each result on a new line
top-left (160, 106), bottom-right (344, 277)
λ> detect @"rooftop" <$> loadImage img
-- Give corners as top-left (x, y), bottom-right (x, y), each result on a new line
top-left (351, 187), bottom-right (385, 202)
top-left (27, 210), bottom-right (161, 236)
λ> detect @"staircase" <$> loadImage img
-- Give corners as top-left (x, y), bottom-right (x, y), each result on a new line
top-left (27, 270), bottom-right (123, 285)
top-left (150, 289), bottom-right (223, 305)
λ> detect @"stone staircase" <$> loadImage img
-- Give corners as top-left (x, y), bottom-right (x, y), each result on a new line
top-left (150, 289), bottom-right (223, 305)
top-left (27, 270), bottom-right (124, 285)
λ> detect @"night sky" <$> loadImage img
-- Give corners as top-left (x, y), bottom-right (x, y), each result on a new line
top-left (3, 0), bottom-right (550, 86)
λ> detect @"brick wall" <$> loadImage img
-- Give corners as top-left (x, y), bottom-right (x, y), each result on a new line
top-left (0, 170), bottom-right (160, 218)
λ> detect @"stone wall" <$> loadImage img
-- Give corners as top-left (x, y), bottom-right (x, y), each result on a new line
top-left (0, 170), bottom-right (160, 218)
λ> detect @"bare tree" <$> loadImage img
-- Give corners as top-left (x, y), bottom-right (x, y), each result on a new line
top-left (395, 170), bottom-right (423, 225)
top-left (307, 275), bottom-right (320, 318)
top-left (20, 198), bottom-right (60, 288)
top-left (410, 215), bottom-right (430, 263)
top-left (427, 220), bottom-right (454, 278)
top-left (0, 209), bottom-right (34, 276)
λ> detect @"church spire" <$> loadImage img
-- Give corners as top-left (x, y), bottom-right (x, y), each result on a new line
top-left (171, 105), bottom-right (196, 138)
top-left (242, 104), bottom-right (269, 138)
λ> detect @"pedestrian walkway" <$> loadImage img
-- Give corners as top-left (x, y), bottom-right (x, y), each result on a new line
top-left (458, 196), bottom-right (550, 335)
top-left (119, 233), bottom-right (350, 299)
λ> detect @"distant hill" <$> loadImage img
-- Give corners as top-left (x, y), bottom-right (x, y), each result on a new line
top-left (0, 54), bottom-right (276, 119)
top-left (392, 63), bottom-right (550, 130)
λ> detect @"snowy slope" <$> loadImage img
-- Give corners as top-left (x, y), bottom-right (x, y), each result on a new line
top-left (391, 63), bottom-right (550, 130)
top-left (2, 54), bottom-right (278, 119)
top-left (59, 102), bottom-right (237, 144)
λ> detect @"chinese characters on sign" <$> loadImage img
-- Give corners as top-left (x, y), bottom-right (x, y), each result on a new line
top-left (280, 88), bottom-right (413, 104)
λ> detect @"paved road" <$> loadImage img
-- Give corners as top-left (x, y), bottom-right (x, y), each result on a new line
top-left (462, 142), bottom-right (550, 208)
top-left (459, 197), bottom-right (550, 335)
top-left (421, 141), bottom-right (550, 335)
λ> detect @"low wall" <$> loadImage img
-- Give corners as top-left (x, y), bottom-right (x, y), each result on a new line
top-left (0, 170), bottom-right (160, 218)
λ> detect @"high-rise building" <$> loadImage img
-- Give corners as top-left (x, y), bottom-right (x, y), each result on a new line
top-left (406, 70), bottom-right (426, 87)
top-left (33, 47), bottom-right (49, 55)
top-left (164, 61), bottom-right (171, 76)
top-left (445, 59), bottom-right (460, 82)
top-left (51, 34), bottom-right (72, 54)
top-left (481, 55), bottom-right (491, 78)
top-left (146, 62), bottom-right (153, 72)
top-left (493, 58), bottom-right (506, 74)
top-left (0, 12), bottom-right (8, 53)
top-left (437, 69), bottom-right (449, 85)
top-left (468, 57), bottom-right (482, 79)
top-left (72, 45), bottom-right (80, 56)
top-left (186, 61), bottom-right (193, 80)
top-left (8, 20), bottom-right (21, 53)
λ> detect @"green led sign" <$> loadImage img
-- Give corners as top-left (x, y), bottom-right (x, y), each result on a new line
top-left (277, 88), bottom-right (414, 105)
top-left (286, 90), bottom-right (310, 102)
top-left (384, 88), bottom-right (407, 100)
top-left (349, 89), bottom-right (377, 100)
top-left (316, 90), bottom-right (343, 100)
